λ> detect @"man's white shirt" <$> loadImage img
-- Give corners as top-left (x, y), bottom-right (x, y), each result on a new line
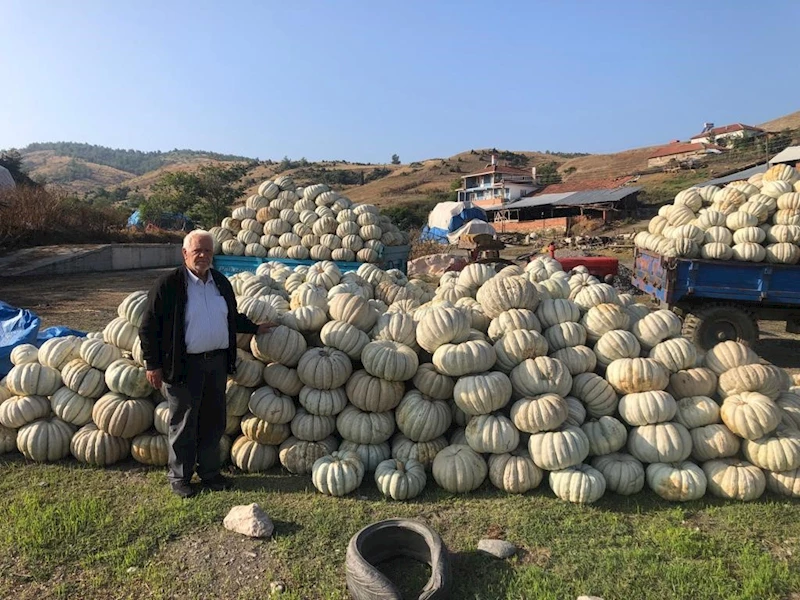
top-left (184, 268), bottom-right (229, 354)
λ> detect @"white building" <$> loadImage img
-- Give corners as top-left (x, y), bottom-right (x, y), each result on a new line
top-left (690, 123), bottom-right (765, 145)
top-left (457, 156), bottom-right (538, 208)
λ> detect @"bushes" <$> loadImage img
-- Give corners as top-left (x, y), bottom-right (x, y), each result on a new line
top-left (0, 186), bottom-right (176, 250)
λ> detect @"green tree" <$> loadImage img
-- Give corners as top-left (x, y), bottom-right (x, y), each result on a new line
top-left (141, 162), bottom-right (255, 228)
top-left (391, 154), bottom-right (401, 165)
top-left (535, 161), bottom-right (562, 185)
top-left (0, 150), bottom-right (37, 186)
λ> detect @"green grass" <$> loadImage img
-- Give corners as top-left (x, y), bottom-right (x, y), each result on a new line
top-left (1, 454), bottom-right (799, 600)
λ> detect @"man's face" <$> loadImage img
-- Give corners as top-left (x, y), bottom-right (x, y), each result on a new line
top-left (183, 236), bottom-right (214, 275)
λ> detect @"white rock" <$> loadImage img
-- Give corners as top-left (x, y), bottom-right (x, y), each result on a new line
top-left (477, 538), bottom-right (517, 559)
top-left (223, 503), bottom-right (274, 538)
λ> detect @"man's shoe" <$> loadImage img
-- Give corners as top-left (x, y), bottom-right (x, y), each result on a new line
top-left (171, 480), bottom-right (195, 498)
top-left (202, 474), bottom-right (233, 492)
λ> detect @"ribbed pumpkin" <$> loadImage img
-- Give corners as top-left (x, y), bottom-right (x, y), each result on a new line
top-left (703, 341), bottom-right (759, 375)
top-left (487, 308), bottom-right (542, 341)
top-left (70, 423), bottom-right (130, 466)
top-left (249, 386), bottom-right (296, 424)
top-left (551, 346), bottom-right (597, 376)
top-left (339, 440), bottom-right (391, 472)
top-left (296, 386), bottom-right (346, 417)
top-left (543, 322), bottom-right (587, 351)
top-left (103, 317), bottom-right (138, 352)
top-left (131, 432), bottom-right (169, 466)
top-left (104, 359), bottom-right (151, 398)
top-left (432, 340), bottom-right (496, 377)
top-left (5, 363), bottom-right (62, 396)
top-left (590, 453), bottom-right (645, 495)
top-left (250, 325), bottom-right (307, 367)
top-left (667, 368), bottom-right (718, 399)
top-left (395, 391), bottom-right (451, 442)
top-left (548, 464), bottom-right (606, 504)
top-left (765, 468), bottom-right (800, 498)
top-left (0, 394), bottom-right (50, 428)
top-left (79, 338), bottom-right (123, 371)
top-left (312, 451), bottom-right (365, 496)
top-left (465, 413), bottom-right (519, 454)
top-left (777, 391), bottom-right (800, 430)
top-left (432, 444), bottom-right (487, 493)
top-left (391, 434), bottom-right (448, 470)
top-left (371, 312), bottom-right (418, 348)
top-left (290, 409), bottom-right (336, 442)
top-left (493, 329), bottom-right (549, 373)
top-left (231, 435), bottom-right (277, 472)
top-left (336, 405), bottom-right (395, 445)
top-left (528, 425), bottom-right (590, 470)
top-left (475, 275), bottom-right (540, 318)
top-left (329, 293), bottom-right (379, 332)
top-left (646, 461), bottom-right (707, 501)
top-left (605, 358), bottom-right (669, 394)
top-left (375, 458), bottom-right (427, 500)
top-left (717, 364), bottom-right (788, 400)
top-left (345, 370), bottom-right (404, 413)
top-left (703, 459), bottom-right (765, 501)
top-left (61, 359), bottom-right (107, 399)
top-left (741, 425), bottom-right (800, 472)
top-left (702, 242), bottom-right (733, 262)
top-left (92, 392), bottom-right (154, 438)
top-left (278, 436), bottom-right (338, 475)
top-left (510, 393), bottom-right (568, 433)
top-left (10, 344), bottom-right (39, 366)
top-left (488, 449), bottom-right (543, 494)
top-left (720, 392), bottom-right (781, 439)
top-left (296, 347), bottom-right (352, 390)
top-left (631, 309), bottom-right (682, 350)
top-left (241, 413), bottom-right (291, 446)
top-left (617, 390), bottom-right (677, 426)
top-left (453, 371), bottom-right (512, 416)
top-left (50, 387), bottom-right (94, 426)
top-left (38, 336), bottom-right (82, 369)
top-left (674, 396), bottom-right (720, 429)
top-left (571, 373), bottom-right (618, 418)
top-left (319, 320), bottom-right (370, 360)
top-left (690, 423), bottom-right (740, 461)
top-left (412, 363), bottom-right (455, 401)
top-left (536, 298), bottom-right (581, 329)
top-left (16, 417), bottom-right (75, 462)
top-left (361, 340), bottom-right (418, 382)
top-left (593, 330), bottom-right (641, 368)
top-left (581, 303), bottom-right (630, 343)
top-left (415, 306), bottom-right (471, 353)
top-left (263, 363), bottom-right (303, 397)
top-left (581, 416), bottom-right (627, 456)
top-left (628, 422), bottom-right (691, 464)
top-left (510, 356), bottom-right (572, 398)
top-left (573, 283), bottom-right (619, 312)
top-left (648, 338), bottom-right (697, 373)
top-left (565, 396), bottom-right (587, 427)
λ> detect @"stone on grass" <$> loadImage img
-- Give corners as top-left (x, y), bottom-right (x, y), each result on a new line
top-left (577, 596), bottom-right (604, 600)
top-left (223, 503), bottom-right (274, 538)
top-left (477, 538), bottom-right (517, 559)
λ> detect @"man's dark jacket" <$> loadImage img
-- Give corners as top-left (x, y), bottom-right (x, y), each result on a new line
top-left (139, 267), bottom-right (258, 384)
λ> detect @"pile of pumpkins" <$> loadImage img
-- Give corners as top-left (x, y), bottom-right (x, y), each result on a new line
top-left (210, 175), bottom-right (408, 263)
top-left (2, 256), bottom-right (800, 505)
top-left (635, 163), bottom-right (800, 264)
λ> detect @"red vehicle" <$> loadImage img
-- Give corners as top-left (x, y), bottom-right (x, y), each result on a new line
top-left (556, 256), bottom-right (619, 282)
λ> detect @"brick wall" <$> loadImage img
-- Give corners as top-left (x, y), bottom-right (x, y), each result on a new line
top-left (491, 217), bottom-right (569, 234)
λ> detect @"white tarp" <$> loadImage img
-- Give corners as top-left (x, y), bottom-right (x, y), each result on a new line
top-left (0, 166), bottom-right (15, 190)
top-left (427, 201), bottom-right (466, 229)
top-left (446, 219), bottom-right (496, 244)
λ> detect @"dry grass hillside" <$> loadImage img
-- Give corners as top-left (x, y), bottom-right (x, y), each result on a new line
top-left (22, 151), bottom-right (135, 193)
top-left (760, 110), bottom-right (800, 132)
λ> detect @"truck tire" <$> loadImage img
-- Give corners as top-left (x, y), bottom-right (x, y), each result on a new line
top-left (682, 304), bottom-right (759, 351)
top-left (345, 519), bottom-right (451, 600)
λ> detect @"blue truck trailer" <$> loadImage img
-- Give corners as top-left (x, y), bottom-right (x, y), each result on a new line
top-left (631, 248), bottom-right (800, 350)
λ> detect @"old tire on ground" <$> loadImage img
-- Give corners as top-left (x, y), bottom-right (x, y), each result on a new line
top-left (345, 518), bottom-right (451, 600)
top-left (682, 304), bottom-right (758, 351)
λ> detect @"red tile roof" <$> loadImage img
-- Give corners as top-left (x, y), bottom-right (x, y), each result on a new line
top-left (531, 176), bottom-right (636, 195)
top-left (690, 123), bottom-right (765, 139)
top-left (648, 142), bottom-right (725, 160)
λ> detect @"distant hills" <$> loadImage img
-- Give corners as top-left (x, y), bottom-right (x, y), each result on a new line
top-left (6, 108), bottom-right (800, 205)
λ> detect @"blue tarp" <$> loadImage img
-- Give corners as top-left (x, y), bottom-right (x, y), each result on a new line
top-left (419, 202), bottom-right (489, 243)
top-left (419, 226), bottom-right (450, 243)
top-left (127, 210), bottom-right (194, 231)
top-left (0, 302), bottom-right (86, 377)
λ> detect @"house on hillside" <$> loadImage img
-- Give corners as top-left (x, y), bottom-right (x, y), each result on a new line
top-left (647, 142), bottom-right (724, 168)
top-left (769, 145), bottom-right (800, 169)
top-left (480, 178), bottom-right (640, 234)
top-left (690, 123), bottom-right (764, 146)
top-left (456, 156), bottom-right (538, 208)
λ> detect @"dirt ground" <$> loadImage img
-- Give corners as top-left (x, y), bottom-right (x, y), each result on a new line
top-left (3, 266), bottom-right (800, 375)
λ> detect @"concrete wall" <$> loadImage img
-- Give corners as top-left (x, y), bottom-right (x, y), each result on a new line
top-left (13, 244), bottom-right (183, 276)
top-left (491, 217), bottom-right (569, 234)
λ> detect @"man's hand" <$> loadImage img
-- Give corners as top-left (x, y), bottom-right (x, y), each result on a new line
top-left (257, 321), bottom-right (278, 334)
top-left (146, 368), bottom-right (163, 390)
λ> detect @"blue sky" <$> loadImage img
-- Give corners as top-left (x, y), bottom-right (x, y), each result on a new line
top-left (2, 1), bottom-right (799, 163)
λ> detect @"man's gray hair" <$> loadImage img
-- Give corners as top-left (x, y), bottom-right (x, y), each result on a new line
top-left (183, 229), bottom-right (214, 250)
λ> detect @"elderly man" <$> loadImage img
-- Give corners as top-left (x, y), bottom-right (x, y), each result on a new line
top-left (140, 229), bottom-right (273, 498)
